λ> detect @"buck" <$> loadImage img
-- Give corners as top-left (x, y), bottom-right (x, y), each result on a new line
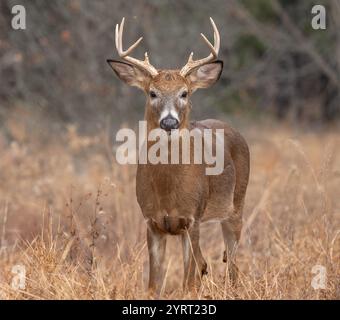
top-left (108, 17), bottom-right (250, 293)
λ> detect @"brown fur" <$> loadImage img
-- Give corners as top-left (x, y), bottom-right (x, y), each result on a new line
top-left (108, 61), bottom-right (250, 293)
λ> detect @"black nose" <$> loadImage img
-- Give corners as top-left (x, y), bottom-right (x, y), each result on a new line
top-left (160, 115), bottom-right (179, 131)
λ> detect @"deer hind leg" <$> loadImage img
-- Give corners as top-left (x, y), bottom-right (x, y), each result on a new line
top-left (181, 221), bottom-right (207, 292)
top-left (221, 216), bottom-right (242, 285)
top-left (147, 222), bottom-right (167, 295)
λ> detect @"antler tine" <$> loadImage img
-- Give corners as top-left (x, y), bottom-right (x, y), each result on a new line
top-left (144, 52), bottom-right (150, 63)
top-left (119, 17), bottom-right (124, 52)
top-left (200, 33), bottom-right (217, 58)
top-left (123, 36), bottom-right (143, 57)
top-left (180, 17), bottom-right (221, 77)
top-left (114, 17), bottom-right (158, 76)
top-left (115, 23), bottom-right (120, 52)
top-left (210, 17), bottom-right (220, 55)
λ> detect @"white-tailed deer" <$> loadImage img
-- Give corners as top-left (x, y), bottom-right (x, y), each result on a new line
top-left (108, 17), bottom-right (249, 293)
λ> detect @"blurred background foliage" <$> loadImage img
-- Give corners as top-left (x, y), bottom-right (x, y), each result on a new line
top-left (0, 0), bottom-right (339, 137)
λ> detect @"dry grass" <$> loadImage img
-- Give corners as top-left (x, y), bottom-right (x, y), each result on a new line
top-left (0, 109), bottom-right (339, 299)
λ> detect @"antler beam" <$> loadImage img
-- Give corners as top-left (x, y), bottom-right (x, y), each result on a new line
top-left (115, 17), bottom-right (158, 77)
top-left (180, 17), bottom-right (220, 77)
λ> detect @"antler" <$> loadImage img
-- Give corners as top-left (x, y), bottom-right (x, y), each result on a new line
top-left (115, 17), bottom-right (158, 77)
top-left (180, 17), bottom-right (220, 77)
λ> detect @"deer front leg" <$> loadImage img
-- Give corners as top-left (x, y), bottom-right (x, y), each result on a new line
top-left (147, 222), bottom-right (167, 295)
top-left (181, 221), bottom-right (207, 291)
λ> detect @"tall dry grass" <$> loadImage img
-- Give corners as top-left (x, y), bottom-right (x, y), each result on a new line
top-left (0, 107), bottom-right (339, 299)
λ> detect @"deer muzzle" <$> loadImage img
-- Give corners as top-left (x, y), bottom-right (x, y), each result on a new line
top-left (160, 115), bottom-right (179, 131)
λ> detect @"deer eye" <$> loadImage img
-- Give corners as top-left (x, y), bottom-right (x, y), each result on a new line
top-left (181, 91), bottom-right (188, 98)
top-left (149, 91), bottom-right (157, 98)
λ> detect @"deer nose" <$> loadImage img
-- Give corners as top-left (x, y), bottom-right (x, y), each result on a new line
top-left (160, 115), bottom-right (179, 131)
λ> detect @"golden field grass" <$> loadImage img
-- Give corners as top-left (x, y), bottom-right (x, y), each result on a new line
top-left (0, 108), bottom-right (339, 299)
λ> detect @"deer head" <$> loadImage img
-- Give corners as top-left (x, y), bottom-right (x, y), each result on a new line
top-left (107, 17), bottom-right (223, 132)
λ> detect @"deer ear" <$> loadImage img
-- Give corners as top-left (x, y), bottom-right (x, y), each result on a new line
top-left (107, 60), bottom-right (151, 90)
top-left (186, 60), bottom-right (223, 92)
